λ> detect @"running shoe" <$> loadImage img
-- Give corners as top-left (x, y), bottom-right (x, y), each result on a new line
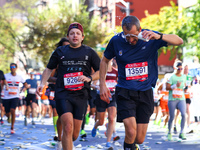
top-left (56, 141), bottom-right (62, 150)
top-left (187, 129), bottom-right (194, 134)
top-left (32, 120), bottom-right (35, 125)
top-left (0, 119), bottom-right (4, 125)
top-left (179, 133), bottom-right (186, 140)
top-left (135, 144), bottom-right (140, 150)
top-left (106, 142), bottom-right (111, 147)
top-left (173, 126), bottom-right (177, 134)
top-left (54, 136), bottom-right (58, 141)
top-left (11, 129), bottom-right (15, 134)
top-left (113, 135), bottom-right (120, 141)
top-left (80, 130), bottom-right (87, 138)
top-left (91, 127), bottom-right (97, 137)
top-left (24, 117), bottom-right (27, 126)
top-left (167, 133), bottom-right (172, 141)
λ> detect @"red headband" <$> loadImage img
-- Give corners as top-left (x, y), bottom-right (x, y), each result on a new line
top-left (67, 22), bottom-right (84, 35)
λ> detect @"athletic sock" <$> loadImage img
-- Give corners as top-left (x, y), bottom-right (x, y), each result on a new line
top-left (124, 141), bottom-right (135, 150)
top-left (53, 116), bottom-right (58, 134)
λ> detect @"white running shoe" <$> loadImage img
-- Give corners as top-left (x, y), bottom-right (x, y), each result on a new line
top-left (56, 141), bottom-right (62, 150)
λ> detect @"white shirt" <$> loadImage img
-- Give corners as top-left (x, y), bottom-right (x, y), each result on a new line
top-left (3, 73), bottom-right (25, 99)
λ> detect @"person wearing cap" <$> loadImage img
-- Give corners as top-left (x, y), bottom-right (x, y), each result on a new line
top-left (3, 63), bottom-right (28, 134)
top-left (166, 62), bottom-right (187, 141)
top-left (99, 15), bottom-right (183, 150)
top-left (37, 22), bottom-right (100, 150)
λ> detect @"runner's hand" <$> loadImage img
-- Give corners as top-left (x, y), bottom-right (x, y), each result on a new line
top-left (100, 83), bottom-right (111, 104)
top-left (142, 30), bottom-right (162, 40)
top-left (36, 85), bottom-right (43, 96)
top-left (78, 75), bottom-right (91, 83)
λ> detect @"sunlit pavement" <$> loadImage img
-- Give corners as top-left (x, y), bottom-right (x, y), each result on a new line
top-left (0, 116), bottom-right (200, 150)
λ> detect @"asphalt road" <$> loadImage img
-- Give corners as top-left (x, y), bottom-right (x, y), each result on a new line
top-left (0, 116), bottom-right (200, 150)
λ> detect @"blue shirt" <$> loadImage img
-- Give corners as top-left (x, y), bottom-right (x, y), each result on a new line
top-left (104, 30), bottom-right (167, 91)
top-left (26, 79), bottom-right (38, 94)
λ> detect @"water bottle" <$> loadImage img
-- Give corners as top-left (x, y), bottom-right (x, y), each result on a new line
top-left (138, 32), bottom-right (149, 42)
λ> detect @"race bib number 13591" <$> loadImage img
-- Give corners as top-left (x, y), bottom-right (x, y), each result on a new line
top-left (125, 62), bottom-right (148, 81)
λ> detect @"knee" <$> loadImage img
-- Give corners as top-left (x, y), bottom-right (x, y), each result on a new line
top-left (108, 116), bottom-right (115, 124)
top-left (135, 136), bottom-right (145, 144)
top-left (63, 123), bottom-right (73, 135)
top-left (126, 128), bottom-right (136, 140)
top-left (99, 119), bottom-right (104, 126)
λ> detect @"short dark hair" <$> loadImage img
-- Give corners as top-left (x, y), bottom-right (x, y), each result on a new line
top-left (55, 37), bottom-right (69, 48)
top-left (122, 16), bottom-right (140, 31)
top-left (10, 63), bottom-right (17, 68)
top-left (176, 62), bottom-right (182, 67)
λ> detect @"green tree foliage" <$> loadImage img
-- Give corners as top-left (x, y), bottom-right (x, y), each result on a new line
top-left (183, 0), bottom-right (200, 59)
top-left (0, 0), bottom-right (105, 72)
top-left (140, 1), bottom-right (188, 60)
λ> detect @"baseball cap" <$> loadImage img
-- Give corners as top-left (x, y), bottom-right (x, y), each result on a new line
top-left (67, 22), bottom-right (84, 35)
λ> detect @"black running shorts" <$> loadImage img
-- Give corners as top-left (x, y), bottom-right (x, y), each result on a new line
top-left (115, 87), bottom-right (154, 123)
top-left (3, 98), bottom-right (19, 113)
top-left (95, 93), bottom-right (116, 112)
top-left (55, 88), bottom-right (89, 120)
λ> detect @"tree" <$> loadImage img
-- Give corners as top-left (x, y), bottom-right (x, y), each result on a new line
top-left (0, 0), bottom-right (106, 73)
top-left (140, 1), bottom-right (188, 60)
top-left (183, 0), bottom-right (200, 59)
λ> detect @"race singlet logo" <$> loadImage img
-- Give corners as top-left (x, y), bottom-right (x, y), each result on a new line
top-left (125, 62), bottom-right (148, 81)
top-left (64, 72), bottom-right (84, 91)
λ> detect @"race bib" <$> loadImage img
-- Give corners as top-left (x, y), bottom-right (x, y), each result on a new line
top-left (172, 88), bottom-right (183, 98)
top-left (64, 72), bottom-right (84, 91)
top-left (106, 80), bottom-right (117, 91)
top-left (125, 62), bottom-right (148, 81)
top-left (29, 88), bottom-right (36, 94)
top-left (49, 91), bottom-right (55, 100)
top-left (8, 86), bottom-right (18, 95)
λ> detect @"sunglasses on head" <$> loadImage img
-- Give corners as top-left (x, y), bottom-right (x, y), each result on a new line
top-left (10, 66), bottom-right (16, 69)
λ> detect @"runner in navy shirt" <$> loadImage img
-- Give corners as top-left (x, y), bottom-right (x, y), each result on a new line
top-left (99, 16), bottom-right (183, 150)
top-left (37, 22), bottom-right (100, 150)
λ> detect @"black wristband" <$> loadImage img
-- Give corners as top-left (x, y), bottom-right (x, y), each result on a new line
top-left (88, 76), bottom-right (92, 82)
top-left (157, 32), bottom-right (163, 40)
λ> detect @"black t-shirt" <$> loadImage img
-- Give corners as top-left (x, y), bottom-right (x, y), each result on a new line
top-left (47, 44), bottom-right (100, 91)
top-left (0, 70), bottom-right (5, 92)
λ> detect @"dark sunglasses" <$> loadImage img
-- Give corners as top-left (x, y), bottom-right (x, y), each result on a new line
top-left (10, 66), bottom-right (16, 69)
top-left (177, 68), bottom-right (183, 70)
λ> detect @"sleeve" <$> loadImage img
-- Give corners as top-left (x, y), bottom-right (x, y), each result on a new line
top-left (168, 75), bottom-right (173, 85)
top-left (104, 37), bottom-right (116, 60)
top-left (91, 49), bottom-right (100, 71)
top-left (47, 49), bottom-right (59, 69)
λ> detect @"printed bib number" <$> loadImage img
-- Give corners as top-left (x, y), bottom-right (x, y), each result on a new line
top-left (8, 87), bottom-right (18, 95)
top-left (172, 88), bottom-right (183, 98)
top-left (64, 72), bottom-right (84, 91)
top-left (106, 80), bottom-right (117, 91)
top-left (49, 91), bottom-right (55, 100)
top-left (125, 62), bottom-right (148, 81)
top-left (29, 88), bottom-right (36, 94)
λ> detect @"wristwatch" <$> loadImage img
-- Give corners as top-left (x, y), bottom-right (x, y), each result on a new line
top-left (88, 76), bottom-right (92, 82)
top-left (157, 32), bottom-right (163, 40)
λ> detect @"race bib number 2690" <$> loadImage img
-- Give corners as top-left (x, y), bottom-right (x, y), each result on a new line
top-left (125, 62), bottom-right (148, 81)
